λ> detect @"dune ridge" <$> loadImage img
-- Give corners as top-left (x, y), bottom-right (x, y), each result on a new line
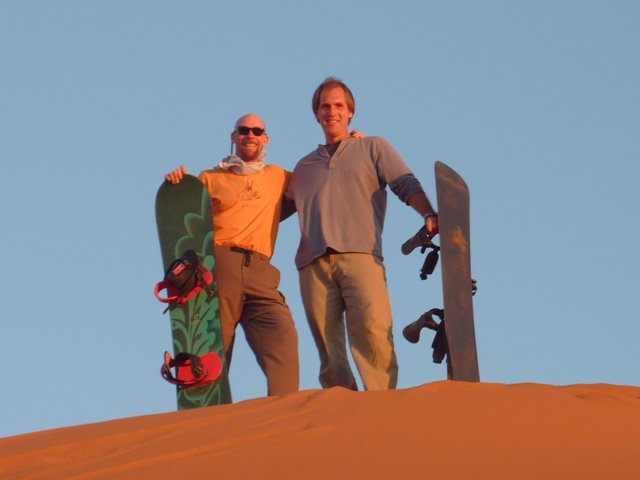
top-left (2, 381), bottom-right (639, 479)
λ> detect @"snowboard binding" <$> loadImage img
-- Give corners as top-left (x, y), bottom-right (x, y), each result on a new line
top-left (401, 226), bottom-right (476, 375)
top-left (161, 351), bottom-right (223, 389)
top-left (401, 226), bottom-right (440, 280)
top-left (402, 308), bottom-right (448, 365)
top-left (154, 250), bottom-right (214, 312)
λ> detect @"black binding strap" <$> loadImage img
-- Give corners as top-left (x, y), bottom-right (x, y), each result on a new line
top-left (402, 308), bottom-right (448, 364)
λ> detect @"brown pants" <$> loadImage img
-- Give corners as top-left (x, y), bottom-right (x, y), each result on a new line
top-left (215, 245), bottom-right (299, 396)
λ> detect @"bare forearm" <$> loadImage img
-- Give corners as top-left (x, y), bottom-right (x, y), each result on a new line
top-left (408, 191), bottom-right (439, 237)
top-left (407, 191), bottom-right (436, 217)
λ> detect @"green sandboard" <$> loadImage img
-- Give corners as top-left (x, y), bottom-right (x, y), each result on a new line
top-left (155, 174), bottom-right (232, 408)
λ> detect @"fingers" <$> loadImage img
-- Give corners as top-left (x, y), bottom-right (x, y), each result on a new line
top-left (165, 165), bottom-right (187, 184)
top-left (349, 129), bottom-right (365, 139)
top-left (425, 215), bottom-right (439, 238)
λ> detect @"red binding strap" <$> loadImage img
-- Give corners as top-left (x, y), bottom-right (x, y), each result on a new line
top-left (153, 266), bottom-right (213, 305)
top-left (160, 351), bottom-right (223, 388)
top-left (154, 273), bottom-right (212, 305)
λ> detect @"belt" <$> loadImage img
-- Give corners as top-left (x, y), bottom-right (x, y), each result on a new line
top-left (231, 246), bottom-right (256, 266)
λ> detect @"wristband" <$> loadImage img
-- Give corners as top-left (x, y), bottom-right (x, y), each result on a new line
top-left (423, 212), bottom-right (438, 220)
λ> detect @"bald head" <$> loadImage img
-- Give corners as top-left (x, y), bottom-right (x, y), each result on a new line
top-left (231, 113), bottom-right (270, 162)
top-left (234, 113), bottom-right (266, 131)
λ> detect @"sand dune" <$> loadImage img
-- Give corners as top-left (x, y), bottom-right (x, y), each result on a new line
top-left (2, 381), bottom-right (639, 479)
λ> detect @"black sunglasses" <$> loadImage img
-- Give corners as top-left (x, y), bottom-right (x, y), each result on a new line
top-left (236, 126), bottom-right (266, 136)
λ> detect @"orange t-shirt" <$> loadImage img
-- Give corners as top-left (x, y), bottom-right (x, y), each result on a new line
top-left (198, 165), bottom-right (290, 258)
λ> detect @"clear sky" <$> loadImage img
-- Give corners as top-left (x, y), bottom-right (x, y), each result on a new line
top-left (2, 1), bottom-right (638, 438)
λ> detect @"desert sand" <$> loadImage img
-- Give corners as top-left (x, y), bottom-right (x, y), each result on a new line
top-left (2, 381), bottom-right (639, 479)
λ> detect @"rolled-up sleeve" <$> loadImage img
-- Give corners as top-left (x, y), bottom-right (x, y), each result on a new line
top-left (389, 173), bottom-right (425, 204)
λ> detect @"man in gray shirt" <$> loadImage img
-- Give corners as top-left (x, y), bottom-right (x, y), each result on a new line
top-left (286, 77), bottom-right (439, 391)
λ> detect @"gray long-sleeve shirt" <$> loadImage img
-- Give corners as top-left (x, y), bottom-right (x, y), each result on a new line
top-left (287, 136), bottom-right (424, 269)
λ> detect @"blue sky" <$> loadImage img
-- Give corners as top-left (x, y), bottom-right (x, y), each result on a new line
top-left (2, 1), bottom-right (638, 438)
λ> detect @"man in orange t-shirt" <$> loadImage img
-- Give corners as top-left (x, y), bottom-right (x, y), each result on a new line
top-left (165, 114), bottom-right (299, 397)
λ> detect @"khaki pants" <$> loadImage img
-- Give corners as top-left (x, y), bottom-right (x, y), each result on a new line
top-left (215, 246), bottom-right (299, 396)
top-left (299, 252), bottom-right (398, 390)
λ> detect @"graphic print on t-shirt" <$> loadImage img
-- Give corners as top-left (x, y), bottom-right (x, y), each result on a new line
top-left (238, 179), bottom-right (262, 202)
